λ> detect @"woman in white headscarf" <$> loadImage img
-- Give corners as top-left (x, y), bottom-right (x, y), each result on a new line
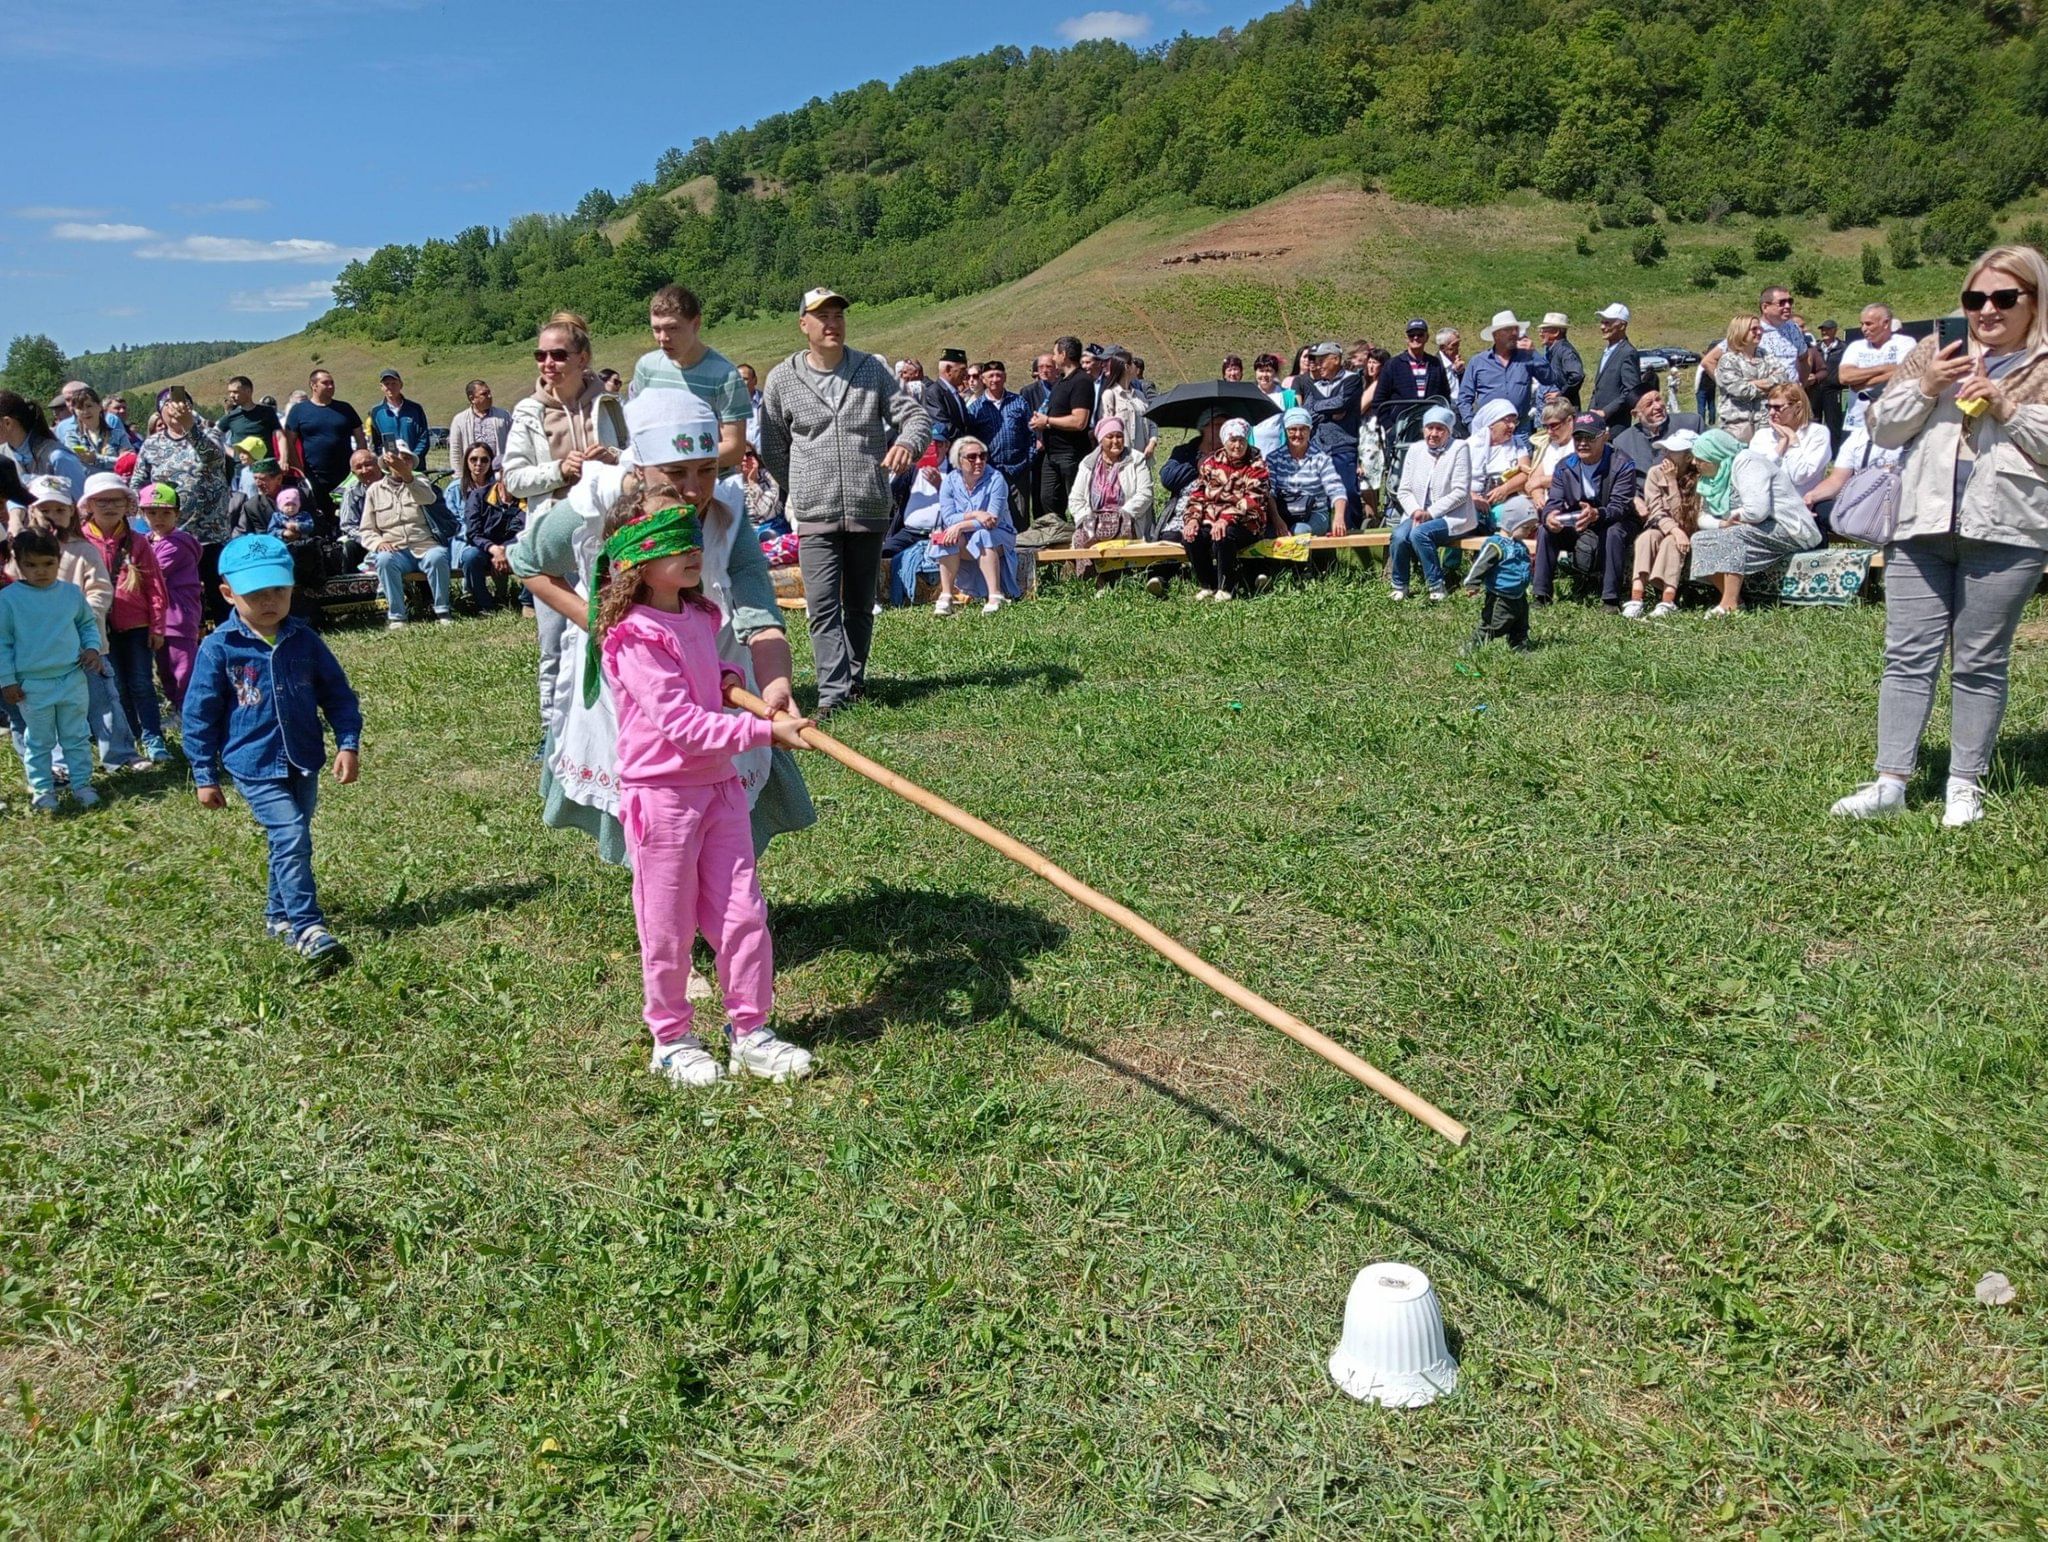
top-left (1466, 397), bottom-right (1536, 534)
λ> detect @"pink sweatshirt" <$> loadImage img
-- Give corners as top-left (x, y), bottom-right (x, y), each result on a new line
top-left (600, 602), bottom-right (772, 787)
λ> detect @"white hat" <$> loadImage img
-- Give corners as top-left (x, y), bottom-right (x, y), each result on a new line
top-left (625, 386), bottom-right (721, 466)
top-left (1487, 309), bottom-right (1524, 336)
top-left (1421, 405), bottom-right (1456, 430)
top-left (1540, 311), bottom-right (1569, 329)
top-left (1597, 302), bottom-right (1631, 323)
top-left (25, 474), bottom-right (73, 507)
top-left (799, 285), bottom-right (849, 315)
top-left (80, 471), bottom-right (130, 503)
top-left (1656, 429), bottom-right (1699, 454)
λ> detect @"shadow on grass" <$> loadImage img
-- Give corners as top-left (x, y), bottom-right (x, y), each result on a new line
top-left (352, 875), bottom-right (551, 934)
top-left (812, 661), bottom-right (1082, 714)
top-left (772, 880), bottom-right (1552, 1313)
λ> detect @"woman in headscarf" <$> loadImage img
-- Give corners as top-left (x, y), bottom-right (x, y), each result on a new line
top-left (1181, 417), bottom-right (1275, 602)
top-left (1466, 398), bottom-right (1535, 534)
top-left (1068, 415), bottom-right (1156, 593)
top-left (1388, 405), bottom-right (1475, 602)
top-left (1264, 406), bottom-right (1349, 536)
top-left (505, 310), bottom-right (621, 750)
top-left (1684, 426), bottom-right (1821, 615)
top-left (1623, 429), bottom-right (1701, 619)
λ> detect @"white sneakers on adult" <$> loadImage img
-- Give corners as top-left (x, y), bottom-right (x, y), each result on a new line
top-left (1388, 588), bottom-right (1409, 602)
top-left (1211, 589), bottom-right (1234, 603)
top-left (1427, 588), bottom-right (1448, 603)
top-left (1830, 779), bottom-right (1906, 819)
top-left (729, 1028), bottom-right (815, 1082)
top-left (1621, 599), bottom-right (1645, 619)
top-left (933, 596), bottom-right (956, 617)
top-left (650, 1037), bottom-right (723, 1087)
top-left (982, 597), bottom-right (1003, 615)
top-left (1193, 587), bottom-right (1216, 601)
top-left (1943, 777), bottom-right (1985, 827)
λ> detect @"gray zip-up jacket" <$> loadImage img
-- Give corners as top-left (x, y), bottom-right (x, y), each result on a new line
top-left (758, 348), bottom-right (930, 534)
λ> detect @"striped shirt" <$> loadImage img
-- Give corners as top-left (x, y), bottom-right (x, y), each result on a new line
top-left (1265, 445), bottom-right (1346, 518)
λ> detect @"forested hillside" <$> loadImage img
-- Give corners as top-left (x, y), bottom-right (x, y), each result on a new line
top-left (0, 335), bottom-right (257, 402)
top-left (315, 0), bottom-right (2043, 347)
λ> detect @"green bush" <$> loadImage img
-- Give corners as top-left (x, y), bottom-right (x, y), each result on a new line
top-left (1709, 246), bottom-right (1748, 278)
top-left (1860, 244), bottom-right (1883, 285)
top-left (1920, 200), bottom-right (1997, 265)
top-left (2020, 219), bottom-right (2048, 253)
top-left (1688, 259), bottom-right (1721, 289)
top-left (1574, 233), bottom-right (1594, 257)
top-left (1887, 221), bottom-right (1922, 270)
top-left (1632, 229), bottom-right (1668, 266)
top-left (1752, 226), bottom-right (1794, 263)
top-left (1790, 259), bottom-right (1824, 297)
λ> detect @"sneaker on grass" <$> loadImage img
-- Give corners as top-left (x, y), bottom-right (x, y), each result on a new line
top-left (651, 1037), bottom-right (723, 1087)
top-left (1830, 779), bottom-right (1906, 819)
top-left (1621, 599), bottom-right (1645, 619)
top-left (295, 925), bottom-right (346, 965)
top-left (728, 1028), bottom-right (814, 1082)
top-left (1943, 777), bottom-right (1984, 828)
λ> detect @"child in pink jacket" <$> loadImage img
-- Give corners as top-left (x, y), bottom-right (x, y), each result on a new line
top-left (78, 473), bottom-right (171, 761)
top-left (141, 484), bottom-right (204, 710)
top-left (594, 493), bottom-right (813, 1088)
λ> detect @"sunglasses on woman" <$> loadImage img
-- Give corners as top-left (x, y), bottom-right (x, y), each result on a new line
top-left (1960, 288), bottom-right (2028, 312)
top-left (533, 346), bottom-right (573, 363)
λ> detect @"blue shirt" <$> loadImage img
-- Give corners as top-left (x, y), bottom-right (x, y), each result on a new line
top-left (368, 398), bottom-right (430, 462)
top-left (1457, 348), bottom-right (1545, 428)
top-left (181, 612), bottom-right (362, 788)
top-left (967, 391), bottom-right (1035, 482)
top-left (0, 579), bottom-right (100, 685)
top-left (1477, 531), bottom-right (1531, 596)
top-left (1265, 445), bottom-right (1346, 517)
top-left (9, 439), bottom-right (89, 501)
top-left (937, 468), bottom-right (1013, 532)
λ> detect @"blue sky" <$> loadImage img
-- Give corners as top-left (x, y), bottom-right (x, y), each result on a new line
top-left (3, 0), bottom-right (1275, 356)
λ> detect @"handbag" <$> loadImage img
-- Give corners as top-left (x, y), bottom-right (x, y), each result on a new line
top-left (1829, 442), bottom-right (1900, 548)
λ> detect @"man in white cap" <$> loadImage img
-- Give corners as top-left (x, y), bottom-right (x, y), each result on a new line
top-left (1537, 313), bottom-right (1584, 408)
top-left (1589, 303), bottom-right (1642, 430)
top-left (1457, 309), bottom-right (1542, 434)
top-left (357, 440), bottom-right (454, 629)
top-left (757, 287), bottom-right (930, 717)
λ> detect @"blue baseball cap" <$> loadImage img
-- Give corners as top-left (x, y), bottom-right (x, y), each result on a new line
top-left (218, 533), bottom-right (296, 594)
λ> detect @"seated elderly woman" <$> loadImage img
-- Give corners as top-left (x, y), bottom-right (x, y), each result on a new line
top-left (1388, 405), bottom-right (1475, 601)
top-left (1264, 407), bottom-right (1350, 536)
top-left (1180, 417), bottom-right (1276, 602)
top-left (1069, 416), bottom-right (1156, 594)
top-left (1685, 427), bottom-right (1822, 615)
top-left (1466, 398), bottom-right (1535, 535)
top-left (931, 435), bottom-right (1018, 617)
top-left (1623, 428), bottom-right (1701, 619)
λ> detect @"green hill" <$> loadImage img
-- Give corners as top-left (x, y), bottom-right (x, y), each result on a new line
top-left (309, 0), bottom-right (2048, 348)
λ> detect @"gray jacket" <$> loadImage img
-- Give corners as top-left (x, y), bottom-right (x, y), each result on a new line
top-left (758, 349), bottom-right (930, 534)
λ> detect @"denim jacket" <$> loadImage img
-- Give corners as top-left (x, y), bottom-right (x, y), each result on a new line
top-left (182, 613), bottom-right (362, 787)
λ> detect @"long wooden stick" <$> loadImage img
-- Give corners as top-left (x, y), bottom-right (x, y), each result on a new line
top-left (728, 685), bottom-right (1470, 1147)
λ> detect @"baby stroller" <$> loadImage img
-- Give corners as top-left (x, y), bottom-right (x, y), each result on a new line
top-left (1368, 397), bottom-right (1453, 521)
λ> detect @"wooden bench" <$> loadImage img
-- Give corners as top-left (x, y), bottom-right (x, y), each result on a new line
top-left (1036, 534), bottom-right (1883, 569)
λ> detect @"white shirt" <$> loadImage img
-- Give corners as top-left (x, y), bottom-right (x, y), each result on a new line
top-left (1395, 440), bottom-right (1476, 536)
top-left (1755, 421), bottom-right (1833, 495)
top-left (1838, 335), bottom-right (1915, 430)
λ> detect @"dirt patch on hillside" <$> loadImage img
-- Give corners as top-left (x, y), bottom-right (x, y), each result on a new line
top-left (1159, 186), bottom-right (1459, 273)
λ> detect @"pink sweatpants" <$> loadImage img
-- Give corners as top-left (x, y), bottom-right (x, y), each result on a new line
top-left (619, 779), bottom-right (774, 1047)
top-left (157, 635), bottom-right (199, 711)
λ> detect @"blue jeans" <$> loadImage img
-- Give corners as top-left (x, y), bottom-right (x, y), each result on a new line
top-left (1390, 516), bottom-right (1453, 593)
top-left (452, 539), bottom-right (508, 611)
top-left (375, 546), bottom-right (452, 621)
top-left (1328, 448), bottom-right (1360, 511)
top-left (107, 627), bottom-right (164, 742)
top-left (86, 655), bottom-right (136, 765)
top-left (234, 769), bottom-right (324, 935)
top-left (1289, 509), bottom-right (1333, 537)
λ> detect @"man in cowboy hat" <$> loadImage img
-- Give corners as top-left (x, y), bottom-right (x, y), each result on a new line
top-left (1457, 309), bottom-right (1544, 432)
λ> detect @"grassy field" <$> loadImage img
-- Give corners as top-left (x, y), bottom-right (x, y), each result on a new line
top-left (4, 569), bottom-right (2047, 1537)
top-left (146, 180), bottom-right (2048, 420)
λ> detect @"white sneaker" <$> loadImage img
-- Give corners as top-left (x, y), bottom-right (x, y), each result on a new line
top-left (1193, 587), bottom-right (1215, 601)
top-left (1650, 601), bottom-right (1678, 618)
top-left (1943, 777), bottom-right (1984, 827)
top-left (1708, 606), bottom-right (1738, 619)
top-left (933, 597), bottom-right (956, 617)
top-left (981, 597), bottom-right (1003, 615)
top-left (1212, 589), bottom-right (1234, 603)
top-left (1621, 599), bottom-right (1645, 619)
top-left (728, 1027), bottom-right (813, 1082)
top-left (1830, 779), bottom-right (1906, 819)
top-left (1427, 588), bottom-right (1448, 603)
top-left (1388, 588), bottom-right (1409, 602)
top-left (650, 1037), bottom-right (723, 1087)
top-left (386, 619), bottom-right (406, 631)
top-left (436, 613), bottom-right (456, 627)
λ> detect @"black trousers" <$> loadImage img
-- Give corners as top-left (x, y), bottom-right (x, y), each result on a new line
top-left (1188, 524), bottom-right (1262, 593)
top-left (1037, 454), bottom-right (1080, 529)
top-left (1474, 588), bottom-right (1530, 648)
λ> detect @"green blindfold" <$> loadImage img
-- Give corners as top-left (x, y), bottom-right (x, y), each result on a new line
top-left (583, 504), bottom-right (703, 706)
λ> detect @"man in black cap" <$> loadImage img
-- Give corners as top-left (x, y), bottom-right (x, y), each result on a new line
top-left (1374, 319), bottom-right (1452, 435)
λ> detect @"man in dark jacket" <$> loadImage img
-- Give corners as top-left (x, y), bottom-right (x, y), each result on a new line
top-left (1375, 319), bottom-right (1453, 434)
top-left (1534, 413), bottom-right (1640, 609)
top-left (1537, 313), bottom-right (1585, 409)
top-left (1812, 318), bottom-right (1847, 452)
top-left (1589, 304), bottom-right (1642, 430)
top-left (1299, 341), bottom-right (1364, 507)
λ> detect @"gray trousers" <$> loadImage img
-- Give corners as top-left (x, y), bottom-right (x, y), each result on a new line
top-left (536, 603), bottom-right (568, 732)
top-left (798, 529), bottom-right (885, 710)
top-left (1876, 534), bottom-right (2046, 781)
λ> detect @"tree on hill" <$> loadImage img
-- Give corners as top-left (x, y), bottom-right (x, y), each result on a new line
top-left (310, 0), bottom-right (2048, 348)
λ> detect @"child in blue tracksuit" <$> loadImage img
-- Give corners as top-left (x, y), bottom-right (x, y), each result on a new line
top-left (0, 528), bottom-right (104, 812)
top-left (182, 534), bottom-right (364, 965)
top-left (1462, 501), bottom-right (1536, 650)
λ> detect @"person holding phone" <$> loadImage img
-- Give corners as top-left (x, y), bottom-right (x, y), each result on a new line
top-left (1830, 244), bottom-right (2048, 827)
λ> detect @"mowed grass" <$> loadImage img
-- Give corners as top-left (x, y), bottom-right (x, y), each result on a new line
top-left (3, 571), bottom-right (2047, 1538)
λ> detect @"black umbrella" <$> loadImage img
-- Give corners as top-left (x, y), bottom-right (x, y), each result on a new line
top-left (1141, 379), bottom-right (1284, 431)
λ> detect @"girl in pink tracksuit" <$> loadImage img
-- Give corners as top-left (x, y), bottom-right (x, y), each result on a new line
top-left (142, 487), bottom-right (204, 709)
top-left (594, 496), bottom-right (815, 1088)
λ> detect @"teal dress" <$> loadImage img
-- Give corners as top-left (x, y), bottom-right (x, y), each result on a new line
top-left (508, 493), bottom-right (815, 866)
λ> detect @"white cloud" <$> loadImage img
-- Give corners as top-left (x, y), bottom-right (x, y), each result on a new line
top-left (1161, 0), bottom-right (1206, 12)
top-left (13, 205), bottom-right (109, 221)
top-left (138, 235), bottom-right (373, 264)
top-left (99, 306), bottom-right (141, 319)
top-left (54, 221), bottom-right (158, 242)
top-left (1056, 9), bottom-right (1151, 41)
top-left (174, 197), bottom-right (273, 215)
top-left (228, 280), bottom-right (337, 313)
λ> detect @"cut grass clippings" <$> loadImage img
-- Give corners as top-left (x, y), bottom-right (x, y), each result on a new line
top-left (3, 568), bottom-right (2046, 1538)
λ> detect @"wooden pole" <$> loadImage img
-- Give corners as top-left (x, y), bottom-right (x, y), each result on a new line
top-left (729, 685), bottom-right (1470, 1147)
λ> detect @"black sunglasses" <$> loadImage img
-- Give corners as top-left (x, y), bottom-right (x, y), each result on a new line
top-left (1960, 288), bottom-right (2028, 313)
top-left (533, 347), bottom-right (573, 363)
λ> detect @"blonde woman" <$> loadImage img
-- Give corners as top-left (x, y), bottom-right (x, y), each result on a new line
top-left (1756, 383), bottom-right (1833, 496)
top-left (1831, 244), bottom-right (2048, 827)
top-left (1713, 314), bottom-right (1790, 443)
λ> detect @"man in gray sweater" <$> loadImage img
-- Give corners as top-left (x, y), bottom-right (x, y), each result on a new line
top-left (759, 287), bottom-right (930, 716)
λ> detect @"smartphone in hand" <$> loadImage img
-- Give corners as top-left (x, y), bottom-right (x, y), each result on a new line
top-left (1937, 315), bottom-right (1968, 350)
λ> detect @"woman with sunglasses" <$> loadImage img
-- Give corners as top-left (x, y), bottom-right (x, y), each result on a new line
top-left (505, 311), bottom-right (621, 745)
top-left (1832, 244), bottom-right (2048, 827)
top-left (451, 445), bottom-right (524, 615)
